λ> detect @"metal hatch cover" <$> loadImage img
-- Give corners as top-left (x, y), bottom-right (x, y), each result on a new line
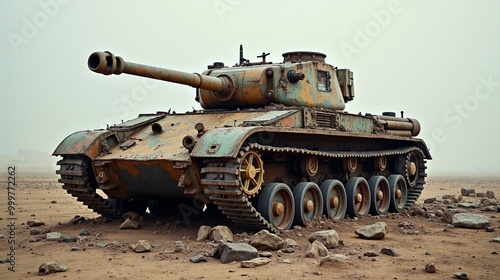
top-left (243, 110), bottom-right (297, 126)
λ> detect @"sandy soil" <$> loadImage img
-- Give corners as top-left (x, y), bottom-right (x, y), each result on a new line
top-left (0, 174), bottom-right (499, 280)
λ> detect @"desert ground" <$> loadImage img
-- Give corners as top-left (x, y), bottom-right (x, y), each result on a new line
top-left (0, 173), bottom-right (499, 280)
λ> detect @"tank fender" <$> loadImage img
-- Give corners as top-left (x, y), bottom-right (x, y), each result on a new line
top-left (52, 130), bottom-right (116, 159)
top-left (190, 127), bottom-right (257, 158)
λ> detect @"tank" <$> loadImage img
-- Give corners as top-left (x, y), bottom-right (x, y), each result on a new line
top-left (53, 46), bottom-right (431, 232)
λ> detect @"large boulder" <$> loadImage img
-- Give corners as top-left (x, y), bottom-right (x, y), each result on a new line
top-left (250, 230), bottom-right (284, 251)
top-left (442, 209), bottom-right (467, 224)
top-left (354, 222), bottom-right (388, 239)
top-left (452, 213), bottom-right (490, 229)
top-left (210, 225), bottom-right (234, 242)
top-left (308, 230), bottom-right (340, 249)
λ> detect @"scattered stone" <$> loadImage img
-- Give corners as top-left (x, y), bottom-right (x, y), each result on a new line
top-left (490, 237), bottom-right (500, 243)
top-left (46, 232), bottom-right (62, 241)
top-left (425, 263), bottom-right (436, 273)
top-left (0, 234), bottom-right (3, 239)
top-left (70, 247), bottom-right (81, 251)
top-left (486, 190), bottom-right (496, 199)
top-left (190, 254), bottom-right (208, 263)
top-left (281, 247), bottom-right (295, 253)
top-left (240, 257), bottom-right (271, 268)
top-left (306, 240), bottom-right (329, 258)
top-left (96, 242), bottom-right (108, 248)
top-left (29, 237), bottom-right (39, 242)
top-left (282, 259), bottom-right (291, 264)
top-left (460, 188), bottom-right (475, 196)
top-left (452, 213), bottom-right (490, 229)
top-left (443, 209), bottom-right (467, 223)
top-left (79, 229), bottom-right (90, 236)
top-left (174, 241), bottom-right (185, 252)
top-left (476, 192), bottom-right (486, 198)
top-left (60, 236), bottom-right (78, 242)
top-left (319, 254), bottom-right (350, 267)
top-left (380, 247), bottom-right (397, 256)
top-left (435, 210), bottom-right (444, 217)
top-left (131, 240), bottom-right (152, 253)
top-left (458, 202), bottom-right (480, 209)
top-left (213, 242), bottom-right (259, 264)
top-left (486, 226), bottom-right (495, 232)
top-left (66, 215), bottom-right (85, 224)
top-left (122, 211), bottom-right (141, 221)
top-left (196, 225), bottom-right (211, 241)
top-left (27, 220), bottom-right (45, 227)
top-left (284, 238), bottom-right (297, 248)
top-left (482, 206), bottom-right (497, 212)
top-left (38, 261), bottom-right (68, 275)
top-left (355, 222), bottom-right (388, 239)
top-left (411, 207), bottom-right (426, 216)
top-left (453, 272), bottom-right (469, 280)
top-left (259, 252), bottom-right (272, 258)
top-left (210, 226), bottom-right (234, 242)
top-left (0, 258), bottom-right (9, 264)
top-left (31, 228), bottom-right (41, 235)
top-left (424, 197), bottom-right (436, 204)
top-left (119, 218), bottom-right (139, 230)
top-left (363, 251), bottom-right (378, 257)
top-left (250, 230), bottom-right (284, 251)
top-left (308, 230), bottom-right (340, 249)
top-left (482, 198), bottom-right (498, 207)
top-left (425, 251), bottom-right (431, 255)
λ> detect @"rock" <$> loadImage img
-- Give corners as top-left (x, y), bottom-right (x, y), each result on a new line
top-left (210, 226), bottom-right (234, 242)
top-left (460, 188), bottom-right (475, 196)
top-left (282, 259), bottom-right (291, 264)
top-left (319, 254), bottom-right (351, 267)
top-left (119, 218), bottom-right (139, 229)
top-left (483, 206), bottom-right (497, 212)
top-left (476, 192), bottom-right (486, 198)
top-left (435, 210), bottom-right (444, 217)
top-left (412, 207), bottom-right (426, 216)
top-left (425, 250), bottom-right (431, 255)
top-left (70, 247), bottom-right (81, 251)
top-left (27, 220), bottom-right (45, 227)
top-left (458, 202), bottom-right (480, 209)
top-left (66, 215), bottom-right (85, 224)
top-left (259, 252), bottom-right (272, 258)
top-left (31, 228), bottom-right (41, 235)
top-left (250, 230), bottom-right (284, 251)
top-left (96, 242), bottom-right (108, 248)
top-left (196, 225), bottom-right (211, 241)
top-left (442, 209), bottom-right (467, 223)
top-left (425, 263), bottom-right (436, 273)
top-left (308, 230), bottom-right (340, 249)
top-left (453, 272), bottom-right (469, 280)
top-left (131, 240), bottom-right (152, 253)
top-left (363, 251), bottom-right (378, 257)
top-left (305, 240), bottom-right (329, 258)
top-left (38, 261), bottom-right (68, 275)
top-left (424, 197), bottom-right (436, 204)
top-left (284, 238), bottom-right (297, 248)
top-left (485, 226), bottom-right (495, 232)
top-left (452, 213), bottom-right (490, 229)
top-left (281, 247), bottom-right (295, 253)
top-left (122, 211), bottom-right (141, 221)
top-left (46, 232), bottom-right (62, 241)
top-left (79, 229), bottom-right (90, 236)
top-left (213, 242), bottom-right (259, 264)
top-left (240, 257), bottom-right (271, 268)
top-left (29, 237), bottom-right (39, 242)
top-left (190, 254), bottom-right (208, 263)
top-left (486, 190), bottom-right (496, 199)
top-left (174, 241), bottom-right (185, 252)
top-left (0, 258), bottom-right (9, 264)
top-left (355, 222), bottom-right (388, 239)
top-left (60, 236), bottom-right (78, 242)
top-left (481, 198), bottom-right (498, 207)
top-left (490, 237), bottom-right (500, 243)
top-left (380, 247), bottom-right (397, 256)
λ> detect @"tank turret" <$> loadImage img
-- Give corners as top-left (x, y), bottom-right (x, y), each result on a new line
top-left (88, 47), bottom-right (355, 110)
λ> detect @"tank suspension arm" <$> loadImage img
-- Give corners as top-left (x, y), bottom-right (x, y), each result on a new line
top-left (88, 51), bottom-right (236, 100)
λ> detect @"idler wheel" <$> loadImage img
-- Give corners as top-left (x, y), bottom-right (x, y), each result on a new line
top-left (257, 183), bottom-right (295, 231)
top-left (387, 174), bottom-right (408, 212)
top-left (293, 182), bottom-right (323, 226)
top-left (345, 177), bottom-right (371, 218)
top-left (368, 176), bottom-right (391, 215)
top-left (320, 180), bottom-right (347, 220)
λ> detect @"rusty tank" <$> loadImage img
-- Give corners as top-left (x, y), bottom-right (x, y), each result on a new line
top-left (53, 46), bottom-right (431, 232)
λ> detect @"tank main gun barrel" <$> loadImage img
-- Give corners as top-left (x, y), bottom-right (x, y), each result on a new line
top-left (88, 51), bottom-right (237, 100)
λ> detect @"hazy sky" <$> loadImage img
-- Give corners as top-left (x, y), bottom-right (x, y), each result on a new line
top-left (1, 0), bottom-right (499, 175)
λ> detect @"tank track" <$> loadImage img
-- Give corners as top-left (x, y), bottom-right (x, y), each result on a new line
top-left (201, 144), bottom-right (427, 232)
top-left (56, 156), bottom-right (122, 218)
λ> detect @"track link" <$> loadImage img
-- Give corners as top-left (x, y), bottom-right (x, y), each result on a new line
top-left (201, 145), bottom-right (427, 231)
top-left (56, 156), bottom-right (121, 218)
